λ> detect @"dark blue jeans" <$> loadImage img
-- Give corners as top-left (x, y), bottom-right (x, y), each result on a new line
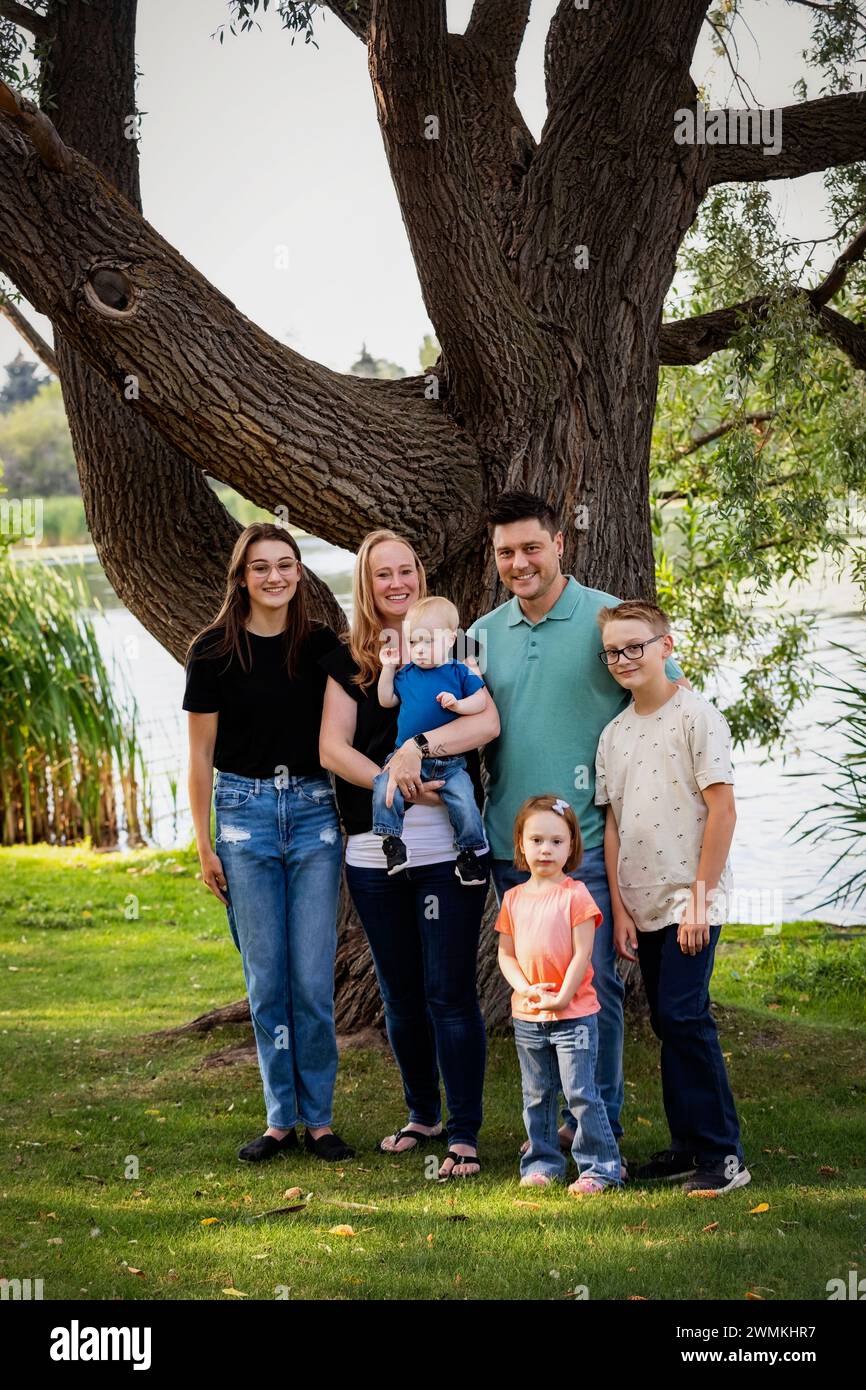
top-left (345, 858), bottom-right (488, 1146)
top-left (491, 844), bottom-right (625, 1143)
top-left (372, 755), bottom-right (486, 852)
top-left (636, 922), bottom-right (744, 1167)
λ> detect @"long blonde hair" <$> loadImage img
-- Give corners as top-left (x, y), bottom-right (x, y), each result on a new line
top-left (347, 528), bottom-right (427, 689)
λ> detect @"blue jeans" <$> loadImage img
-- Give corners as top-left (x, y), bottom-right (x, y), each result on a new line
top-left (513, 1015), bottom-right (622, 1185)
top-left (214, 771), bottom-right (343, 1130)
top-left (492, 845), bottom-right (625, 1143)
top-left (345, 858), bottom-right (488, 1146)
top-left (372, 755), bottom-right (486, 852)
top-left (637, 923), bottom-right (744, 1167)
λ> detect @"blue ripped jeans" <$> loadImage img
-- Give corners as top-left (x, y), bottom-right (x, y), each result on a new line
top-left (214, 771), bottom-right (343, 1130)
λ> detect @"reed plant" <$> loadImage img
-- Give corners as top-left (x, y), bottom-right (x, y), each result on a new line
top-left (0, 547), bottom-right (147, 846)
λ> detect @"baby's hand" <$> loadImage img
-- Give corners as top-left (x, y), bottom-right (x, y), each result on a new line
top-left (380, 646), bottom-right (401, 668)
top-left (436, 691), bottom-right (457, 710)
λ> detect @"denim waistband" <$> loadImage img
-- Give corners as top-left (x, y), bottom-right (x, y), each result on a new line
top-left (214, 770), bottom-right (331, 791)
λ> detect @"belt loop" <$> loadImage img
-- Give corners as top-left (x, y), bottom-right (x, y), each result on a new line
top-left (255, 777), bottom-right (261, 795)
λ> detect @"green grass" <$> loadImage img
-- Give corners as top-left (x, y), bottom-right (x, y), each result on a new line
top-left (1, 844), bottom-right (864, 1301)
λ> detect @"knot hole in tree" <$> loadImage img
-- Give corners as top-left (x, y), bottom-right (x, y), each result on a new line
top-left (84, 265), bottom-right (137, 318)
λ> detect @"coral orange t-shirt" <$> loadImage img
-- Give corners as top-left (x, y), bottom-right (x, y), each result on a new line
top-left (494, 878), bottom-right (603, 1022)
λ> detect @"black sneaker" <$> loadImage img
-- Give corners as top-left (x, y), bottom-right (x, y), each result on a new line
top-left (382, 835), bottom-right (410, 875)
top-left (238, 1130), bottom-right (299, 1162)
top-left (633, 1148), bottom-right (697, 1182)
top-left (455, 849), bottom-right (487, 886)
top-left (683, 1161), bottom-right (751, 1195)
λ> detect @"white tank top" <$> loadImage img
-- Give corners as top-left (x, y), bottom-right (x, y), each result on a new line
top-left (345, 801), bottom-right (489, 869)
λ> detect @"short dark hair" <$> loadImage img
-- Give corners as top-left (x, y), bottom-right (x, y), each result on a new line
top-left (488, 490), bottom-right (561, 538)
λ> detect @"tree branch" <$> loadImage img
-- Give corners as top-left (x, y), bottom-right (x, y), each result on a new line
top-left (368, 0), bottom-right (555, 438)
top-left (710, 92), bottom-right (866, 184)
top-left (675, 411), bottom-right (774, 456)
top-left (0, 80), bottom-right (71, 170)
top-left (0, 1), bottom-right (50, 41)
top-left (318, 0), bottom-right (371, 41)
top-left (0, 84), bottom-right (482, 569)
top-left (661, 216), bottom-right (866, 367)
top-left (465, 0), bottom-right (532, 71)
top-left (0, 289), bottom-right (57, 372)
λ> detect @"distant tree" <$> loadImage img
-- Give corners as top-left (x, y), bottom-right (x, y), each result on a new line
top-left (0, 379), bottom-right (78, 495)
top-left (349, 341), bottom-right (406, 379)
top-left (0, 351), bottom-right (49, 412)
top-left (419, 333), bottom-right (440, 371)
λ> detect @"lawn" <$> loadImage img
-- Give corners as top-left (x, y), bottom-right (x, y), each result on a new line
top-left (1, 843), bottom-right (864, 1301)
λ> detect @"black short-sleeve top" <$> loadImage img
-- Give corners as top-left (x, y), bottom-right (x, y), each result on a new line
top-left (318, 639), bottom-right (485, 837)
top-left (182, 623), bottom-right (340, 779)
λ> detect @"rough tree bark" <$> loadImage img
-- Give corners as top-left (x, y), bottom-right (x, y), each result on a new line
top-left (2, 0), bottom-right (866, 1036)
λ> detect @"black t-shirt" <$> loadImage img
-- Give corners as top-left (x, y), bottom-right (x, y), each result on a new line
top-left (318, 639), bottom-right (485, 836)
top-left (182, 623), bottom-right (340, 779)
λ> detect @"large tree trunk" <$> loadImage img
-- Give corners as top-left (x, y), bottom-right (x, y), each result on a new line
top-left (2, 0), bottom-right (863, 1034)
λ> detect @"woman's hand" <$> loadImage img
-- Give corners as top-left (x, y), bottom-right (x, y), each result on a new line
top-left (384, 740), bottom-right (425, 804)
top-left (199, 847), bottom-right (229, 905)
top-left (404, 781), bottom-right (445, 808)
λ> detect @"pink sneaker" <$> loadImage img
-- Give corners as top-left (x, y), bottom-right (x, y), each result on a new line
top-left (568, 1176), bottom-right (609, 1196)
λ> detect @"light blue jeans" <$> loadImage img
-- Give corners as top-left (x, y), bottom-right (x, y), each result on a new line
top-left (214, 771), bottom-right (343, 1129)
top-left (492, 844), bottom-right (625, 1142)
top-left (513, 1015), bottom-right (622, 1186)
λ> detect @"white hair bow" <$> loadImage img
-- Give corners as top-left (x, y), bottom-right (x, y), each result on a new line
top-left (552, 798), bottom-right (570, 815)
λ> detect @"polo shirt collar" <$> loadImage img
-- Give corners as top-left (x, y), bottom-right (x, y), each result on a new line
top-left (507, 574), bottom-right (581, 627)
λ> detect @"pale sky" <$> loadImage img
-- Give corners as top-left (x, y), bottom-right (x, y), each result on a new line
top-left (0, 0), bottom-right (834, 381)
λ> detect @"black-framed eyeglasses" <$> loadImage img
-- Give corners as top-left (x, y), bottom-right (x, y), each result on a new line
top-left (597, 634), bottom-right (665, 666)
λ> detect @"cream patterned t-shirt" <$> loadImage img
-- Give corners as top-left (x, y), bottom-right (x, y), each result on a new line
top-left (594, 687), bottom-right (734, 932)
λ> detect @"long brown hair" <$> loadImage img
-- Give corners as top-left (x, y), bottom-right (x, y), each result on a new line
top-left (186, 523), bottom-right (312, 677)
top-left (347, 528), bottom-right (427, 689)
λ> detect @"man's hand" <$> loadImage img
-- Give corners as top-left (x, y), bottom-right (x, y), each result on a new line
top-left (613, 912), bottom-right (638, 961)
top-left (436, 691), bottom-right (457, 710)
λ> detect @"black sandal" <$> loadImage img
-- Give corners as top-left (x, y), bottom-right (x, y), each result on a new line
top-left (378, 1125), bottom-right (445, 1154)
top-left (439, 1149), bottom-right (481, 1178)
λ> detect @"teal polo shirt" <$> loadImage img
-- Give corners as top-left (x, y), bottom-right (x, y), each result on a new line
top-left (467, 576), bottom-right (683, 860)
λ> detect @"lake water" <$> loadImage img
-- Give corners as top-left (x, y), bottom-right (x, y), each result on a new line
top-left (21, 538), bottom-right (866, 927)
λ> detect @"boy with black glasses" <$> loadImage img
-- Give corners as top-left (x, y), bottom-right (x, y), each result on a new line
top-left (595, 600), bottom-right (751, 1195)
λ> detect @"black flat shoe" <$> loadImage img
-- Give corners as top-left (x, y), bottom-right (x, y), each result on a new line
top-left (304, 1129), bottom-right (355, 1161)
top-left (238, 1130), bottom-right (299, 1162)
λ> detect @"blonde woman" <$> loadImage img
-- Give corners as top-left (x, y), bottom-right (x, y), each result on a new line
top-left (319, 530), bottom-right (500, 1178)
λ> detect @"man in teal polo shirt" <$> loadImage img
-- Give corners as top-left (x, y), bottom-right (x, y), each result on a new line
top-left (467, 491), bottom-right (687, 1161)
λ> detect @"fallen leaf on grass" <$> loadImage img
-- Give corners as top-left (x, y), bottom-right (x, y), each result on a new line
top-left (47, 1237), bottom-right (63, 1246)
top-left (513, 1200), bottom-right (540, 1208)
top-left (283, 1188), bottom-right (302, 1200)
top-left (745, 1291), bottom-right (764, 1300)
top-left (125, 1267), bottom-right (146, 1277)
top-left (329, 1225), bottom-right (356, 1237)
top-left (749, 1203), bottom-right (770, 1214)
top-left (221, 1288), bottom-right (248, 1298)
top-left (701, 1222), bottom-right (719, 1233)
top-left (819, 1166), bottom-right (838, 1177)
top-left (624, 1220), bottom-right (648, 1232)
top-left (200, 1218), bottom-right (221, 1226)
top-left (318, 1199), bottom-right (379, 1213)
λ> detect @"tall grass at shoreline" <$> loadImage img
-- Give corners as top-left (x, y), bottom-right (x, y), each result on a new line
top-left (0, 549), bottom-right (148, 846)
